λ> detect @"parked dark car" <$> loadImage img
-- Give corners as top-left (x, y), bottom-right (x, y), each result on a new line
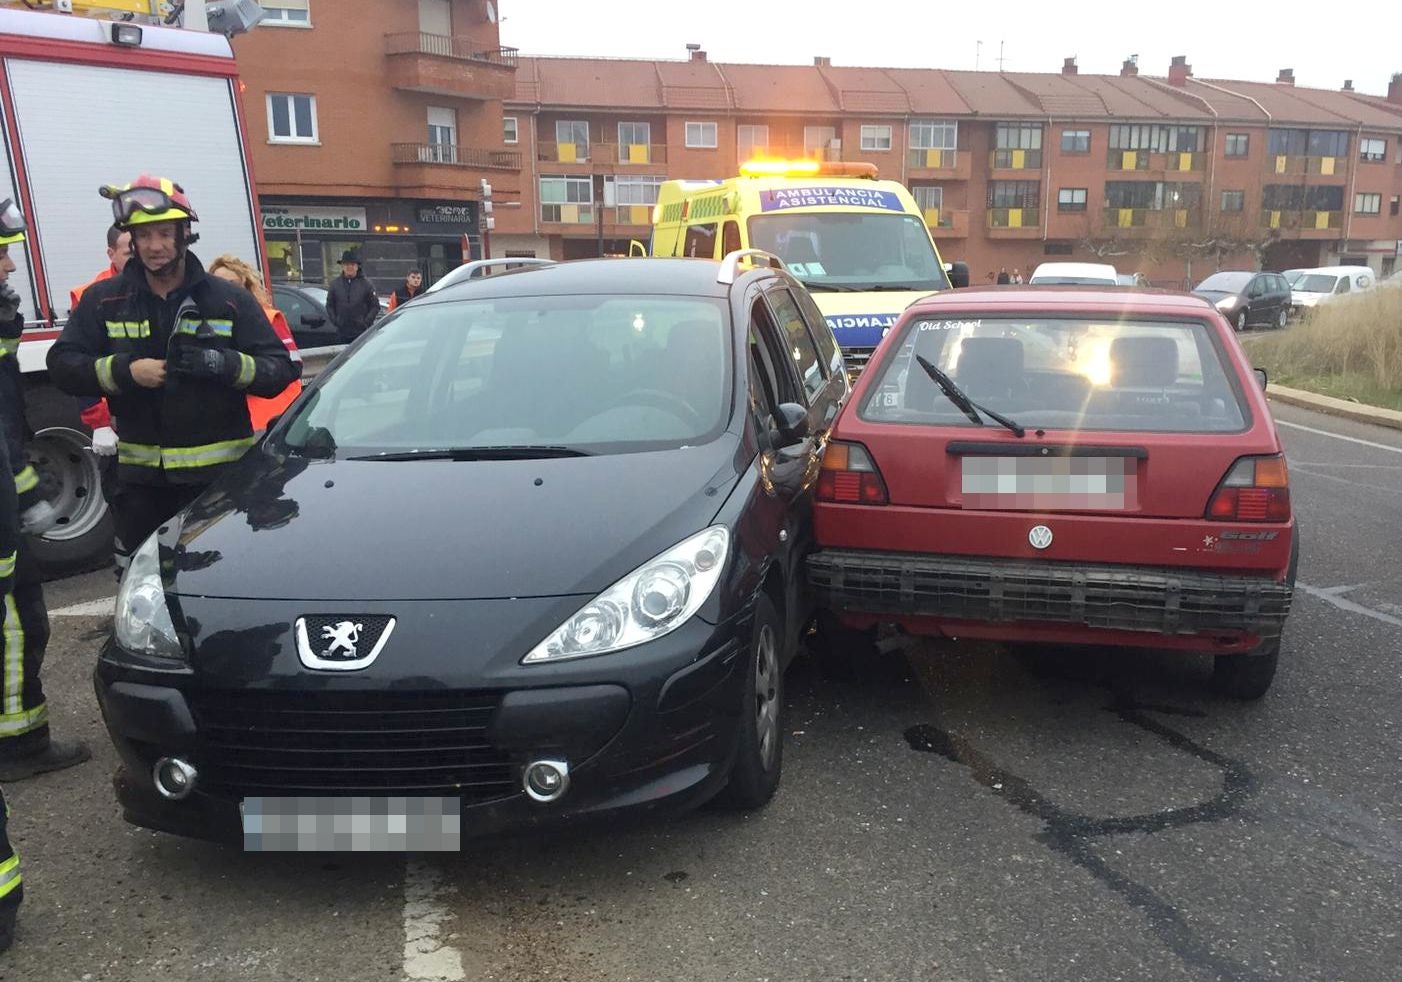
top-left (96, 254), bottom-right (849, 847)
top-left (272, 283), bottom-right (391, 351)
top-left (1192, 270), bottom-right (1293, 331)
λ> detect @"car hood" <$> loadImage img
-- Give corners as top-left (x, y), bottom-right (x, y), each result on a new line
top-left (165, 438), bottom-right (747, 601)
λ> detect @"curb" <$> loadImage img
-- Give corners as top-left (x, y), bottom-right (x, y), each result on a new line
top-left (1268, 384), bottom-right (1402, 432)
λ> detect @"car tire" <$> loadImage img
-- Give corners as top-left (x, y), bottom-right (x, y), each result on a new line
top-left (1276, 307), bottom-right (1288, 329)
top-left (808, 609), bottom-right (879, 678)
top-left (1210, 641), bottom-right (1279, 700)
top-left (1235, 310), bottom-right (1248, 332)
top-left (714, 592), bottom-right (784, 811)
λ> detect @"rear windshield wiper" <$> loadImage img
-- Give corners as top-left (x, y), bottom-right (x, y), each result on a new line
top-left (350, 445), bottom-right (593, 461)
top-left (914, 355), bottom-right (1026, 438)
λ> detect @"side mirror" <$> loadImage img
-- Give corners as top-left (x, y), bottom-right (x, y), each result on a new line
top-left (774, 402), bottom-right (810, 445)
top-left (1254, 368), bottom-right (1268, 391)
top-left (301, 313), bottom-right (327, 327)
top-left (948, 261), bottom-right (970, 289)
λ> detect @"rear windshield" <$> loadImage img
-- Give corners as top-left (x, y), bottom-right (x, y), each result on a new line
top-left (1029, 276), bottom-right (1117, 286)
top-left (1293, 274), bottom-right (1338, 293)
top-left (860, 315), bottom-right (1248, 433)
top-left (279, 295), bottom-right (731, 456)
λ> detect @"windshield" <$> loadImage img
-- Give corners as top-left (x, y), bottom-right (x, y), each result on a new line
top-left (1195, 272), bottom-right (1252, 293)
top-left (1030, 276), bottom-right (1117, 286)
top-left (278, 295), bottom-right (731, 456)
top-left (747, 212), bottom-right (949, 291)
top-left (860, 315), bottom-right (1247, 433)
top-left (1293, 274), bottom-right (1338, 293)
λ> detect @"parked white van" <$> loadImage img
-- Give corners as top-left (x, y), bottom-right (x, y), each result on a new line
top-left (1290, 266), bottom-right (1376, 310)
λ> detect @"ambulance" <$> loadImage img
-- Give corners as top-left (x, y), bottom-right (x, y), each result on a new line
top-left (649, 160), bottom-right (968, 375)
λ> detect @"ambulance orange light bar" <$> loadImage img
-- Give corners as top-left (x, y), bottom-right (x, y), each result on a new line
top-left (739, 159), bottom-right (879, 179)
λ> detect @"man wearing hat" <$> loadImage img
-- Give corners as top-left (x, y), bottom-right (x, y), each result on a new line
top-left (326, 249), bottom-right (379, 343)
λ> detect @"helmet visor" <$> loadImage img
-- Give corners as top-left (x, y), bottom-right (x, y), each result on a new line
top-left (104, 185), bottom-right (185, 226)
top-left (0, 198), bottom-right (25, 239)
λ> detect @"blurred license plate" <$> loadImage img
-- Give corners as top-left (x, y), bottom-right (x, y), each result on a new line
top-left (961, 456), bottom-right (1138, 510)
top-left (241, 796), bottom-right (461, 852)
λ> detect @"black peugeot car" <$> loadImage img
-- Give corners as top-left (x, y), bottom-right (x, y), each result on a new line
top-left (95, 255), bottom-right (849, 848)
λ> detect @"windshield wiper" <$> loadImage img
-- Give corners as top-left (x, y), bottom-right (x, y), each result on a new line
top-left (350, 445), bottom-right (593, 462)
top-left (864, 284), bottom-right (935, 292)
top-left (798, 280), bottom-right (862, 292)
top-left (914, 355), bottom-right (1026, 438)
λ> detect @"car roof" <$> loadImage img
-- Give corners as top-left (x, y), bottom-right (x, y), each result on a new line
top-left (1293, 265), bottom-right (1372, 275)
top-left (424, 258), bottom-right (744, 302)
top-left (1031, 262), bottom-right (1118, 276)
top-left (906, 285), bottom-right (1215, 315)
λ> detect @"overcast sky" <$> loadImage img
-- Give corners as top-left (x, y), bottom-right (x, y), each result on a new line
top-left (499, 1), bottom-right (1402, 97)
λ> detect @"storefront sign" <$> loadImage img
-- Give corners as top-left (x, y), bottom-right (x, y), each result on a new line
top-left (417, 204), bottom-right (478, 228)
top-left (262, 205), bottom-right (368, 233)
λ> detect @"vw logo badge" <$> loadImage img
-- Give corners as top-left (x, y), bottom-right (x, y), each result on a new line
top-left (1028, 525), bottom-right (1054, 550)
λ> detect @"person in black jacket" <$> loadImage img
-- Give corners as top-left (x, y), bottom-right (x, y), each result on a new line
top-left (326, 250), bottom-right (379, 342)
top-left (0, 199), bottom-right (88, 782)
top-left (46, 176), bottom-right (299, 577)
top-left (0, 400), bottom-right (23, 951)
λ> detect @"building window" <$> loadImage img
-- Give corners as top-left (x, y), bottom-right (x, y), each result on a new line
top-left (1268, 128), bottom-right (1349, 157)
top-left (539, 175), bottom-right (593, 223)
top-left (555, 120), bottom-right (589, 159)
top-left (1105, 181), bottom-right (1202, 210)
top-left (1061, 130), bottom-right (1090, 154)
top-left (1109, 125), bottom-right (1202, 152)
top-left (607, 175), bottom-right (664, 223)
top-left (1355, 192), bottom-right (1382, 215)
top-left (912, 186), bottom-right (943, 212)
top-left (502, 116), bottom-right (518, 144)
top-left (1224, 133), bottom-right (1250, 157)
top-left (987, 181), bottom-right (1039, 209)
top-left (909, 120), bottom-right (957, 150)
top-left (418, 0), bottom-right (451, 35)
top-left (1392, 196), bottom-right (1400, 217)
top-left (1221, 190), bottom-right (1245, 212)
top-left (266, 93), bottom-right (317, 143)
top-left (260, 0), bottom-right (310, 25)
top-left (804, 126), bottom-right (837, 154)
top-left (860, 124), bottom-right (893, 151)
top-left (618, 122), bottom-right (651, 150)
top-left (1043, 242), bottom-right (1073, 256)
top-left (1360, 137), bottom-right (1387, 162)
top-left (738, 124), bottom-right (769, 159)
top-left (685, 121), bottom-right (718, 149)
top-left (425, 106), bottom-right (457, 162)
top-left (1057, 188), bottom-right (1087, 211)
top-left (996, 123), bottom-right (1042, 150)
top-left (1263, 184), bottom-right (1344, 211)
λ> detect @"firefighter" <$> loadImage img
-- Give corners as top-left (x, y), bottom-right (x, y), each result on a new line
top-left (71, 226), bottom-right (134, 491)
top-left (0, 407), bottom-right (23, 951)
top-left (0, 198), bottom-right (89, 781)
top-left (46, 175), bottom-right (299, 577)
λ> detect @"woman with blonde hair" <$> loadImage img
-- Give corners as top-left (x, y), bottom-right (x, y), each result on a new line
top-left (208, 254), bottom-right (303, 430)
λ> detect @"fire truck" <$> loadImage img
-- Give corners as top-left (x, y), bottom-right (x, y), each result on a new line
top-left (0, 1), bottom-right (264, 574)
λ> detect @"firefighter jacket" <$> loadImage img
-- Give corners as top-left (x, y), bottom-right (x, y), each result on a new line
top-left (326, 270), bottom-right (379, 341)
top-left (46, 254), bottom-right (299, 487)
top-left (0, 312), bottom-right (39, 513)
top-left (0, 393), bottom-right (17, 592)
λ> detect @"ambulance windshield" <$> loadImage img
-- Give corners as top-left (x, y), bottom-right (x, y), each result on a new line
top-left (748, 213), bottom-right (949, 292)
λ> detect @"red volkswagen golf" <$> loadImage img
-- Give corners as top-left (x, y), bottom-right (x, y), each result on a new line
top-left (808, 287), bottom-right (1296, 699)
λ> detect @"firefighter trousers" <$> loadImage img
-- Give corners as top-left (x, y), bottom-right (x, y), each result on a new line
top-left (110, 481), bottom-right (205, 576)
top-left (0, 787), bottom-right (20, 939)
top-left (0, 544), bottom-right (48, 758)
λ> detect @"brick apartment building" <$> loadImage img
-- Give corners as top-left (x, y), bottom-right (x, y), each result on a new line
top-left (230, 2), bottom-right (1402, 289)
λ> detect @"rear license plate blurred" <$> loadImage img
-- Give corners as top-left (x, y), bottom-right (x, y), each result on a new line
top-left (241, 796), bottom-right (461, 852)
top-left (961, 456), bottom-right (1138, 510)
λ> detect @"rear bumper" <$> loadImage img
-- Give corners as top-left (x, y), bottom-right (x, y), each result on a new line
top-left (808, 549), bottom-right (1293, 646)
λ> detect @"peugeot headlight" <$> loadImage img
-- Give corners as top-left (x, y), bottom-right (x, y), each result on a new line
top-left (114, 534), bottom-right (184, 661)
top-left (1215, 296), bottom-right (1238, 310)
top-left (523, 526), bottom-right (730, 664)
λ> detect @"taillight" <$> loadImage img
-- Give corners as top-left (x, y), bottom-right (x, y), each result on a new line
top-left (1206, 455), bottom-right (1291, 522)
top-left (817, 441), bottom-right (888, 505)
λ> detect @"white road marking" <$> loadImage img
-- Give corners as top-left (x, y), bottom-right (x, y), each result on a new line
top-left (1276, 420), bottom-right (1402, 455)
top-left (403, 858), bottom-right (466, 982)
top-left (1296, 582), bottom-right (1402, 629)
top-left (50, 596), bottom-right (115, 617)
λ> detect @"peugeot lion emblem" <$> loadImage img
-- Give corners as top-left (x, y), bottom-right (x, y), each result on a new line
top-left (295, 616), bottom-right (396, 671)
top-left (1028, 525), bottom-right (1054, 550)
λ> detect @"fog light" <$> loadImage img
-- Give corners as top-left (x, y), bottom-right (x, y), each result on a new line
top-left (110, 23), bottom-right (144, 47)
top-left (152, 757), bottom-right (198, 800)
top-left (523, 759), bottom-right (569, 803)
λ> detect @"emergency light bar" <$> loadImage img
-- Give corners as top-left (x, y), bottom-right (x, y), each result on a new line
top-left (739, 159), bottom-right (879, 179)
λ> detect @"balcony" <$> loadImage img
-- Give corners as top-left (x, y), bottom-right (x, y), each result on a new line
top-left (923, 207), bottom-right (969, 239)
top-left (986, 207), bottom-right (1041, 238)
top-left (906, 148), bottom-right (970, 181)
top-left (1101, 207), bottom-right (1201, 231)
top-left (1267, 154), bottom-right (1346, 178)
top-left (1261, 208), bottom-right (1344, 236)
top-left (607, 205), bottom-right (654, 227)
top-left (383, 33), bottom-right (517, 101)
top-left (989, 149), bottom-right (1043, 171)
top-left (1106, 150), bottom-right (1206, 173)
top-left (540, 204), bottom-right (596, 226)
top-left (391, 144), bottom-right (521, 196)
top-left (537, 143), bottom-right (669, 168)
top-left (743, 144), bottom-right (846, 163)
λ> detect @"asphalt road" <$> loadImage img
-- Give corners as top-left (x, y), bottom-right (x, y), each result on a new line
top-left (3, 400), bottom-right (1400, 982)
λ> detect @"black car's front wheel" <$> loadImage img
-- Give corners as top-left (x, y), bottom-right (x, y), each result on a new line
top-left (1235, 309), bottom-right (1249, 332)
top-left (714, 593), bottom-right (784, 810)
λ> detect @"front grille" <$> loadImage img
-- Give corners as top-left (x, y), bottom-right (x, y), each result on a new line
top-left (808, 551), bottom-right (1293, 638)
top-left (192, 690), bottom-right (517, 800)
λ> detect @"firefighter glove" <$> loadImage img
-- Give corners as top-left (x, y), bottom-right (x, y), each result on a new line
top-left (171, 345), bottom-right (238, 383)
top-left (90, 426), bottom-right (119, 457)
top-left (0, 283), bottom-right (20, 322)
top-left (20, 500), bottom-right (58, 536)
